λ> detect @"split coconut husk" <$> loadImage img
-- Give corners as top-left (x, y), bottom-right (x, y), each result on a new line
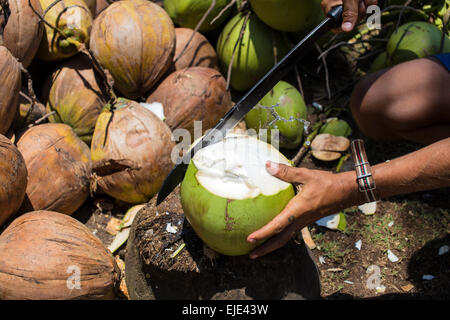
top-left (0, 46), bottom-right (21, 135)
top-left (17, 123), bottom-right (92, 215)
top-left (91, 98), bottom-right (175, 204)
top-left (173, 28), bottom-right (218, 71)
top-left (90, 0), bottom-right (175, 99)
top-left (44, 53), bottom-right (107, 144)
top-left (36, 0), bottom-right (93, 61)
top-left (0, 134), bottom-right (27, 227)
top-left (1, 0), bottom-right (44, 67)
top-left (311, 133), bottom-right (350, 162)
top-left (147, 67), bottom-right (232, 136)
top-left (0, 210), bottom-right (120, 300)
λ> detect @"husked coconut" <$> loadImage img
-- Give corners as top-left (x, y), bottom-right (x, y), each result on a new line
top-left (181, 134), bottom-right (295, 256)
top-left (17, 123), bottom-right (92, 215)
top-left (0, 210), bottom-right (120, 300)
top-left (91, 98), bottom-right (175, 204)
top-left (0, 134), bottom-right (27, 227)
top-left (147, 67), bottom-right (232, 136)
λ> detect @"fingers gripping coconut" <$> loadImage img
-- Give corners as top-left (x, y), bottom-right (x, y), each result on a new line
top-left (180, 134), bottom-right (296, 256)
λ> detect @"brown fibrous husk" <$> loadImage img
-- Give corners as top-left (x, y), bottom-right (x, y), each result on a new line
top-left (147, 66), bottom-right (232, 136)
top-left (173, 28), bottom-right (218, 71)
top-left (0, 46), bottom-right (21, 135)
top-left (0, 134), bottom-right (27, 227)
top-left (2, 0), bottom-right (44, 67)
top-left (0, 210), bottom-right (120, 300)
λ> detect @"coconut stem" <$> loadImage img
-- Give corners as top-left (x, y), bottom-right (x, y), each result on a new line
top-left (28, 111), bottom-right (56, 128)
top-left (174, 0), bottom-right (217, 65)
top-left (291, 119), bottom-right (324, 167)
top-left (210, 0), bottom-right (235, 26)
top-left (314, 42), bottom-right (331, 101)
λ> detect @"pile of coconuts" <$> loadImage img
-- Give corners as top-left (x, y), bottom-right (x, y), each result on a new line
top-left (1, 0), bottom-right (446, 300)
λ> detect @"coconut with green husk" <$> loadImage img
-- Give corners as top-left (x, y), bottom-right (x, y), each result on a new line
top-left (180, 134), bottom-right (295, 256)
top-left (386, 21), bottom-right (450, 66)
top-left (319, 118), bottom-right (352, 137)
top-left (249, 0), bottom-right (323, 33)
top-left (244, 81), bottom-right (308, 149)
top-left (164, 0), bottom-right (233, 33)
top-left (216, 11), bottom-right (290, 91)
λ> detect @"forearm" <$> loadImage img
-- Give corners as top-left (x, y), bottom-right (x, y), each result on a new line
top-left (339, 137), bottom-right (450, 207)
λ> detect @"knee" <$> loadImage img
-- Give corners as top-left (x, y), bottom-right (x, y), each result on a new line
top-left (350, 71), bottom-right (392, 140)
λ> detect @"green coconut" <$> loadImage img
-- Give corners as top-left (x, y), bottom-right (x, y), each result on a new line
top-left (244, 81), bottom-right (307, 149)
top-left (369, 51), bottom-right (388, 73)
top-left (319, 118), bottom-right (352, 137)
top-left (387, 21), bottom-right (450, 66)
top-left (249, 0), bottom-right (323, 33)
top-left (164, 0), bottom-right (232, 32)
top-left (181, 134), bottom-right (295, 256)
top-left (216, 12), bottom-right (289, 91)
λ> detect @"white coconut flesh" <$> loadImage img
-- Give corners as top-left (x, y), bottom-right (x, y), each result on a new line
top-left (192, 135), bottom-right (292, 200)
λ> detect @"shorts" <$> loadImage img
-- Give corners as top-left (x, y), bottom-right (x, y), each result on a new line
top-left (432, 53), bottom-right (450, 71)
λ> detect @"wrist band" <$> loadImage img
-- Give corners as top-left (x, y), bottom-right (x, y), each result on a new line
top-left (350, 139), bottom-right (378, 203)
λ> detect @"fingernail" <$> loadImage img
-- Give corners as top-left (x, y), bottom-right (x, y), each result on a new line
top-left (248, 237), bottom-right (256, 244)
top-left (265, 161), bottom-right (279, 175)
top-left (342, 22), bottom-right (353, 31)
top-left (249, 253), bottom-right (257, 259)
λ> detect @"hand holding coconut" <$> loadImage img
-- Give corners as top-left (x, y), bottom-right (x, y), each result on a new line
top-left (248, 137), bottom-right (450, 259)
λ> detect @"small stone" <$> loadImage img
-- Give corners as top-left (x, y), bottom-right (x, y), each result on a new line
top-left (438, 245), bottom-right (449, 256)
top-left (355, 240), bottom-right (362, 250)
top-left (319, 256), bottom-right (326, 264)
top-left (387, 249), bottom-right (399, 263)
top-left (166, 223), bottom-right (178, 234)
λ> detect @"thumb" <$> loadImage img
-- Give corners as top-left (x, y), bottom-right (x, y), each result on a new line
top-left (265, 161), bottom-right (306, 184)
top-left (341, 0), bottom-right (360, 32)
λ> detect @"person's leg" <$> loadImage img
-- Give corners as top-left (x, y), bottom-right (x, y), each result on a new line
top-left (350, 57), bottom-right (450, 145)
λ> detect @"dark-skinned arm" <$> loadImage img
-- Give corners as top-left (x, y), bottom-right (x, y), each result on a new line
top-left (247, 137), bottom-right (450, 259)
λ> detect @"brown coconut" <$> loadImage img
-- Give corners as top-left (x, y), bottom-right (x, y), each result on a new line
top-left (173, 28), bottom-right (218, 71)
top-left (91, 98), bottom-right (175, 204)
top-left (44, 53), bottom-right (106, 144)
top-left (2, 0), bottom-right (44, 67)
top-left (17, 123), bottom-right (92, 215)
top-left (90, 0), bottom-right (175, 99)
top-left (0, 210), bottom-right (120, 300)
top-left (0, 134), bottom-right (27, 227)
top-left (147, 67), bottom-right (232, 136)
top-left (0, 46), bottom-right (21, 135)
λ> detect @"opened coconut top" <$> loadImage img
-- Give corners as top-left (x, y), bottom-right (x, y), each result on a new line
top-left (192, 135), bottom-right (291, 200)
